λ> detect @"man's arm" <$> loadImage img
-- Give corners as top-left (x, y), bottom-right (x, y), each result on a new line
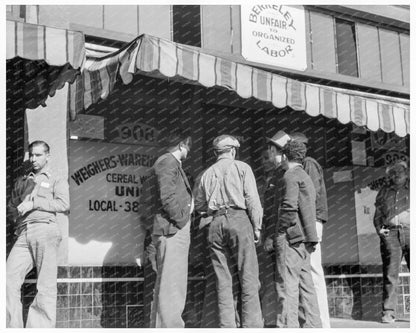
top-left (303, 158), bottom-right (322, 198)
top-left (243, 166), bottom-right (263, 232)
top-left (193, 172), bottom-right (208, 213)
top-left (373, 187), bottom-right (386, 235)
top-left (278, 174), bottom-right (299, 230)
top-left (155, 156), bottom-right (189, 228)
top-left (7, 179), bottom-right (24, 220)
top-left (33, 178), bottom-right (70, 213)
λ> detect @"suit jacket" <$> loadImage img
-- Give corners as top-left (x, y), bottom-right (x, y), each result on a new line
top-left (146, 152), bottom-right (193, 236)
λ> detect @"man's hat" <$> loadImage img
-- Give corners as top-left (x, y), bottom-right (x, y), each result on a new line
top-left (266, 130), bottom-right (291, 149)
top-left (386, 160), bottom-right (408, 175)
top-left (213, 135), bottom-right (240, 150)
top-left (289, 132), bottom-right (309, 144)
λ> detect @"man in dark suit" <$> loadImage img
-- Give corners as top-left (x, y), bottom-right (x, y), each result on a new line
top-left (146, 130), bottom-right (193, 328)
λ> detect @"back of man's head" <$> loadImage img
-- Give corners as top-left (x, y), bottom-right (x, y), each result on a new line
top-left (213, 135), bottom-right (240, 156)
top-left (283, 140), bottom-right (307, 163)
top-left (166, 129), bottom-right (192, 152)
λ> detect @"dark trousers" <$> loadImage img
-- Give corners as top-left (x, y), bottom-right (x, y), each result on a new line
top-left (380, 225), bottom-right (410, 316)
top-left (256, 245), bottom-right (277, 326)
top-left (207, 209), bottom-right (263, 328)
top-left (274, 234), bottom-right (321, 328)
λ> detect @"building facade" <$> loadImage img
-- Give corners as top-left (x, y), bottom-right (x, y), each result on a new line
top-left (6, 4), bottom-right (410, 328)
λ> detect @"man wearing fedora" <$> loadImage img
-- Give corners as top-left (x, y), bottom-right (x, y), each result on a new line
top-left (374, 160), bottom-right (410, 323)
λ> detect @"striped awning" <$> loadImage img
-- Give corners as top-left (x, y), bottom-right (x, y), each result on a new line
top-left (70, 34), bottom-right (409, 137)
top-left (7, 20), bottom-right (86, 109)
top-left (7, 20), bottom-right (85, 68)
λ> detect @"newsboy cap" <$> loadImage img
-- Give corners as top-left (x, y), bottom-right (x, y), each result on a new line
top-left (289, 132), bottom-right (309, 144)
top-left (266, 130), bottom-right (291, 149)
top-left (213, 135), bottom-right (240, 150)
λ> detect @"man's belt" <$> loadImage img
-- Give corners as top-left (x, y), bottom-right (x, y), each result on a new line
top-left (209, 207), bottom-right (245, 217)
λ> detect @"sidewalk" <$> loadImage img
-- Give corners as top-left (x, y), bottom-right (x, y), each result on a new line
top-left (330, 317), bottom-right (410, 328)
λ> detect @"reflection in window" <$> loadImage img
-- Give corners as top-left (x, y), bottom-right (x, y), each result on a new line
top-left (335, 18), bottom-right (358, 77)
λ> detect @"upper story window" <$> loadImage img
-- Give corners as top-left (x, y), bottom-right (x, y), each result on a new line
top-left (335, 18), bottom-right (358, 77)
top-left (172, 5), bottom-right (201, 47)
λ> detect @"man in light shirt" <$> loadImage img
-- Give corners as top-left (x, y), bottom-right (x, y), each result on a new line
top-left (7, 140), bottom-right (69, 328)
top-left (195, 134), bottom-right (263, 328)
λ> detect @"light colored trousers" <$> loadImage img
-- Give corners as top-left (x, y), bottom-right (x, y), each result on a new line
top-left (310, 221), bottom-right (331, 328)
top-left (150, 221), bottom-right (190, 328)
top-left (6, 222), bottom-right (62, 328)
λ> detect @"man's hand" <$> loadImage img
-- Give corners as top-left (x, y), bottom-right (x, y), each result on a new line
top-left (17, 200), bottom-right (34, 216)
top-left (263, 236), bottom-right (274, 252)
top-left (254, 228), bottom-right (261, 244)
top-left (145, 242), bottom-right (157, 272)
top-left (378, 227), bottom-right (390, 238)
top-left (305, 242), bottom-right (318, 253)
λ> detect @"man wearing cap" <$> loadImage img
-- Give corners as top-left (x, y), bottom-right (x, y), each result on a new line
top-left (289, 132), bottom-right (330, 328)
top-left (257, 130), bottom-right (292, 327)
top-left (194, 134), bottom-right (263, 328)
top-left (146, 130), bottom-right (193, 328)
top-left (273, 139), bottom-right (321, 328)
top-left (374, 160), bottom-right (410, 324)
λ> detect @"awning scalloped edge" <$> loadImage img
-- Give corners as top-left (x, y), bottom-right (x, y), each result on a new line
top-left (70, 34), bottom-right (409, 137)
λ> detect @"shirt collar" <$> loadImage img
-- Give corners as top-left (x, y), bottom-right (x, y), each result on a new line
top-left (31, 167), bottom-right (51, 179)
top-left (217, 155), bottom-right (233, 161)
top-left (170, 152), bottom-right (182, 165)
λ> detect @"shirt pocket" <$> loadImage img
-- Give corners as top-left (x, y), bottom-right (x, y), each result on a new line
top-left (36, 183), bottom-right (53, 200)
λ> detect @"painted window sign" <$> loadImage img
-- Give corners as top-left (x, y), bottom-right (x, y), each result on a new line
top-left (241, 4), bottom-right (307, 71)
top-left (68, 140), bottom-right (162, 265)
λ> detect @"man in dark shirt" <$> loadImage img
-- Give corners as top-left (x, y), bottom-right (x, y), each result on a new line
top-left (374, 160), bottom-right (409, 323)
top-left (289, 132), bottom-right (330, 327)
top-left (145, 130), bottom-right (193, 328)
top-left (274, 139), bottom-right (321, 328)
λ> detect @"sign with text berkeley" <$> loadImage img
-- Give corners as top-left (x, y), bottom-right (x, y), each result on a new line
top-left (241, 4), bottom-right (307, 71)
top-left (68, 140), bottom-right (162, 265)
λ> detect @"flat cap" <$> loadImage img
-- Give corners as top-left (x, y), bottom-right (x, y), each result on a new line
top-left (289, 132), bottom-right (308, 144)
top-left (213, 135), bottom-right (240, 150)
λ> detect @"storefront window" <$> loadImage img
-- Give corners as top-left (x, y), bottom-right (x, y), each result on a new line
top-left (173, 5), bottom-right (201, 47)
top-left (335, 18), bottom-right (358, 77)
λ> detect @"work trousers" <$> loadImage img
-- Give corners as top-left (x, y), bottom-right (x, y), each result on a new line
top-left (256, 244), bottom-right (277, 326)
top-left (307, 221), bottom-right (330, 327)
top-left (150, 221), bottom-right (190, 328)
top-left (274, 234), bottom-right (322, 328)
top-left (6, 222), bottom-right (62, 328)
top-left (207, 209), bottom-right (263, 328)
top-left (380, 225), bottom-right (410, 317)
